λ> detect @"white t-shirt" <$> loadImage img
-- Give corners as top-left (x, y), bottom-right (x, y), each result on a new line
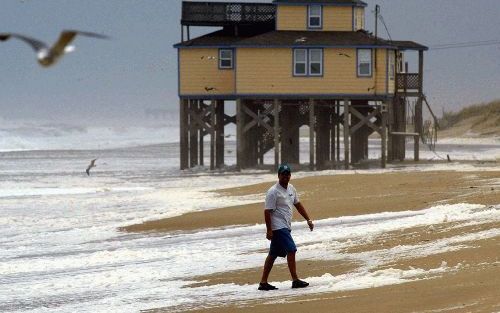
top-left (264, 182), bottom-right (300, 231)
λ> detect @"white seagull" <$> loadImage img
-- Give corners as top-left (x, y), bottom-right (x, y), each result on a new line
top-left (86, 159), bottom-right (97, 176)
top-left (0, 30), bottom-right (109, 67)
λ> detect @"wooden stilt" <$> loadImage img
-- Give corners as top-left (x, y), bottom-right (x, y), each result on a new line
top-left (350, 101), bottom-right (371, 164)
top-left (414, 97), bottom-right (422, 161)
top-left (210, 100), bottom-right (216, 170)
top-left (198, 101), bottom-right (204, 166)
top-left (189, 99), bottom-right (198, 168)
top-left (387, 100), bottom-right (393, 162)
top-left (309, 99), bottom-right (315, 170)
top-left (336, 100), bottom-right (340, 167)
top-left (280, 103), bottom-right (300, 165)
top-left (315, 102), bottom-right (330, 170)
top-left (180, 98), bottom-right (189, 170)
top-left (330, 101), bottom-right (337, 169)
top-left (343, 99), bottom-right (350, 169)
top-left (274, 99), bottom-right (280, 168)
top-left (236, 99), bottom-right (243, 170)
top-left (215, 100), bottom-right (224, 168)
top-left (381, 102), bottom-right (387, 168)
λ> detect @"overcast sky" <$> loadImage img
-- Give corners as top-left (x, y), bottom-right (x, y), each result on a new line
top-left (1, 0), bottom-right (499, 123)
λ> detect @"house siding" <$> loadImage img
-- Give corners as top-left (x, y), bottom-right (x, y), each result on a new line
top-left (179, 48), bottom-right (235, 95)
top-left (375, 48), bottom-right (388, 93)
top-left (276, 6), bottom-right (307, 30)
top-left (237, 47), bottom-right (390, 95)
top-left (387, 49), bottom-right (396, 94)
top-left (277, 5), bottom-right (353, 31)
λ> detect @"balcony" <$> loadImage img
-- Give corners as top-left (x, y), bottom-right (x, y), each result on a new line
top-left (182, 1), bottom-right (276, 27)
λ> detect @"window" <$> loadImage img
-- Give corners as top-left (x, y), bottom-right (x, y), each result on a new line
top-left (389, 51), bottom-right (395, 80)
top-left (309, 49), bottom-right (323, 76)
top-left (219, 49), bottom-right (233, 69)
top-left (294, 48), bottom-right (323, 76)
top-left (308, 5), bottom-right (322, 29)
top-left (354, 8), bottom-right (365, 30)
top-left (294, 49), bottom-right (307, 76)
top-left (357, 49), bottom-right (372, 77)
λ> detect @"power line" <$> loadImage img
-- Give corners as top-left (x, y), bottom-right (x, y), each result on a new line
top-left (430, 40), bottom-right (500, 50)
top-left (377, 15), bottom-right (392, 41)
top-left (372, 8), bottom-right (499, 51)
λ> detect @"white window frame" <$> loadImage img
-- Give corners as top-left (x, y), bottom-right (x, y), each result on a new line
top-left (293, 49), bottom-right (307, 76)
top-left (219, 49), bottom-right (233, 69)
top-left (308, 49), bottom-right (323, 76)
top-left (293, 48), bottom-right (323, 77)
top-left (357, 48), bottom-right (372, 77)
top-left (308, 5), bottom-right (322, 29)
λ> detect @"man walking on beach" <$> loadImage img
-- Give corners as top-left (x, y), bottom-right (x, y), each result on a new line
top-left (258, 164), bottom-right (314, 291)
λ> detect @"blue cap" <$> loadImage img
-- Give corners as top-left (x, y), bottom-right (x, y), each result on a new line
top-left (278, 163), bottom-right (291, 174)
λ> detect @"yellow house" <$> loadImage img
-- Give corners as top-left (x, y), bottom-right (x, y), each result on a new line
top-left (175, 0), bottom-right (428, 171)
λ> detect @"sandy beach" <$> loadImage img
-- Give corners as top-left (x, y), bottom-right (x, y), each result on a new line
top-left (124, 170), bottom-right (500, 313)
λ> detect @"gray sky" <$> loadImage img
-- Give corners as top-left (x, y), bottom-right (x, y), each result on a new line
top-left (1, 0), bottom-right (499, 123)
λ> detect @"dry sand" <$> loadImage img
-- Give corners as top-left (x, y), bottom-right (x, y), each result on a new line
top-left (125, 170), bottom-right (500, 313)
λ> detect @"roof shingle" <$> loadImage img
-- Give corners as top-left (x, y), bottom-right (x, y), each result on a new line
top-left (174, 29), bottom-right (428, 50)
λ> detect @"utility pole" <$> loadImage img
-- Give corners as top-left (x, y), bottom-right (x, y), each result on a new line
top-left (374, 5), bottom-right (380, 79)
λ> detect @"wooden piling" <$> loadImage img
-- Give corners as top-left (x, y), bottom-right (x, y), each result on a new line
top-left (274, 99), bottom-right (280, 168)
top-left (381, 102), bottom-right (387, 168)
top-left (215, 100), bottom-right (224, 168)
top-left (198, 101), bottom-right (204, 166)
top-left (180, 98), bottom-right (189, 170)
top-left (189, 99), bottom-right (199, 168)
top-left (343, 99), bottom-right (350, 169)
top-left (309, 98), bottom-right (315, 171)
top-left (210, 100), bottom-right (216, 170)
top-left (236, 99), bottom-right (243, 169)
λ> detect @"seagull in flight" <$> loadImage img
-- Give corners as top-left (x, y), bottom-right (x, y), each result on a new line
top-left (0, 30), bottom-right (109, 67)
top-left (86, 159), bottom-right (97, 176)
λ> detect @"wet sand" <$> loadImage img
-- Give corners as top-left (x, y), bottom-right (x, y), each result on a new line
top-left (126, 170), bottom-right (500, 313)
top-left (122, 171), bottom-right (499, 233)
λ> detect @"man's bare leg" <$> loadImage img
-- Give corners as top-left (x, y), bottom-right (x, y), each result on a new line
top-left (287, 251), bottom-right (298, 281)
top-left (260, 254), bottom-right (277, 283)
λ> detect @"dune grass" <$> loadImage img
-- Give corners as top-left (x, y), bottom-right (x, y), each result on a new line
top-left (439, 100), bottom-right (500, 129)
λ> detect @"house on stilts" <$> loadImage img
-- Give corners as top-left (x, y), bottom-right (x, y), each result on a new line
top-left (174, 0), bottom-right (430, 171)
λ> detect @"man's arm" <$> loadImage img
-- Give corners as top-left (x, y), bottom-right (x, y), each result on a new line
top-left (294, 202), bottom-right (314, 231)
top-left (264, 209), bottom-right (273, 240)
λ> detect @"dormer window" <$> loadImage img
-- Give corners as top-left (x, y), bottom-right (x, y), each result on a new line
top-left (308, 5), bottom-right (322, 29)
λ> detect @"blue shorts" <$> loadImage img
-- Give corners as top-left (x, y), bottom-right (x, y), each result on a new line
top-left (269, 228), bottom-right (297, 257)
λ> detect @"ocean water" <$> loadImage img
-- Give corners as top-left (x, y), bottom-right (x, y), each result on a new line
top-left (0, 120), bottom-right (498, 312)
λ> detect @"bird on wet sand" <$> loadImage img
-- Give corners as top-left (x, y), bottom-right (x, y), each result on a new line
top-left (0, 30), bottom-right (109, 67)
top-left (86, 159), bottom-right (97, 176)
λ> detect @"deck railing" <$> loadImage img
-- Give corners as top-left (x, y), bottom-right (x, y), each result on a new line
top-left (182, 1), bottom-right (276, 26)
top-left (396, 73), bottom-right (421, 90)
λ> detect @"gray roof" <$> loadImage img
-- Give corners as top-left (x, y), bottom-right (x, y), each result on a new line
top-left (174, 29), bottom-right (428, 50)
top-left (273, 0), bottom-right (367, 7)
top-left (389, 40), bottom-right (428, 51)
